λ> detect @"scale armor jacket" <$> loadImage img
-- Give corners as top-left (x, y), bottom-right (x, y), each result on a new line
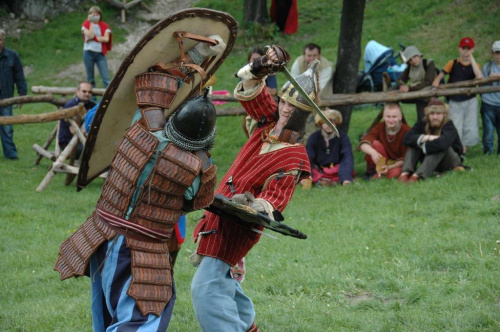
top-left (54, 122), bottom-right (216, 316)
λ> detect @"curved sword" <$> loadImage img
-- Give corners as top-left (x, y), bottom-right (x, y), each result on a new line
top-left (280, 66), bottom-right (339, 137)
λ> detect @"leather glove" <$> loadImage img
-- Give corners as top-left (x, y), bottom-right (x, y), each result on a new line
top-left (189, 34), bottom-right (226, 65)
top-left (231, 192), bottom-right (267, 213)
top-left (250, 45), bottom-right (290, 79)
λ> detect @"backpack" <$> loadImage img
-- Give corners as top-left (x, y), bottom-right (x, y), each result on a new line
top-left (423, 59), bottom-right (444, 84)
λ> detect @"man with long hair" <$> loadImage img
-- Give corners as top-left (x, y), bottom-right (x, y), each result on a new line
top-left (398, 99), bottom-right (465, 182)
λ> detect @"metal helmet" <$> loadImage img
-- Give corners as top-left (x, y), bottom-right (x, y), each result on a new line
top-left (278, 59), bottom-right (320, 112)
top-left (163, 89), bottom-right (217, 151)
top-left (278, 60), bottom-right (320, 134)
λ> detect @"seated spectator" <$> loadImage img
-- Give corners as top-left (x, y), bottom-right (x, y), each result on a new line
top-left (83, 100), bottom-right (100, 133)
top-left (290, 43), bottom-right (333, 95)
top-left (395, 45), bottom-right (437, 123)
top-left (359, 103), bottom-right (410, 179)
top-left (58, 81), bottom-right (95, 159)
top-left (291, 43), bottom-right (334, 138)
top-left (303, 109), bottom-right (354, 187)
top-left (480, 40), bottom-right (500, 155)
top-left (399, 99), bottom-right (465, 182)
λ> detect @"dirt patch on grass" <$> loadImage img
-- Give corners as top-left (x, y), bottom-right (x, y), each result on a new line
top-left (343, 292), bottom-right (374, 305)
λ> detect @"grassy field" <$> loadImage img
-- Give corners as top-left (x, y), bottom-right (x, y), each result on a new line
top-left (1, 0), bottom-right (500, 331)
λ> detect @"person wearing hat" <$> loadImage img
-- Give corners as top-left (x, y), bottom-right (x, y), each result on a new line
top-left (359, 102), bottom-right (411, 179)
top-left (479, 40), bottom-right (500, 154)
top-left (395, 45), bottom-right (437, 123)
top-left (399, 99), bottom-right (465, 182)
top-left (191, 45), bottom-right (313, 332)
top-left (432, 37), bottom-right (483, 155)
top-left (303, 108), bottom-right (354, 187)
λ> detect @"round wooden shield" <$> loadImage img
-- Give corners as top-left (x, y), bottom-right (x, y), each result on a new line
top-left (77, 8), bottom-right (238, 189)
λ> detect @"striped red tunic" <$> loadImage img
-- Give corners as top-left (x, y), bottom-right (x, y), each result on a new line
top-left (194, 85), bottom-right (311, 266)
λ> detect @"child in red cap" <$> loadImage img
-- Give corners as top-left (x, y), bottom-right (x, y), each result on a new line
top-left (431, 37), bottom-right (483, 154)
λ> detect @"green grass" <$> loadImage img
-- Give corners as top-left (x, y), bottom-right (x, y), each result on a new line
top-left (1, 0), bottom-right (500, 331)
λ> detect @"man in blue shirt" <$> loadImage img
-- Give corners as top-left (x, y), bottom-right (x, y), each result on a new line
top-left (480, 40), bottom-right (500, 155)
top-left (0, 29), bottom-right (28, 160)
top-left (58, 81), bottom-right (95, 159)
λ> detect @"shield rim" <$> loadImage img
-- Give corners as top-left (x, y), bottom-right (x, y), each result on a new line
top-left (77, 8), bottom-right (238, 189)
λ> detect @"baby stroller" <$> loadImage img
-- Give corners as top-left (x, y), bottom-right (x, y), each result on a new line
top-left (356, 40), bottom-right (407, 93)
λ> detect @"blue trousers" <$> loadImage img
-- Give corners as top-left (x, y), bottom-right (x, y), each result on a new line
top-left (191, 257), bottom-right (255, 332)
top-left (0, 105), bottom-right (18, 159)
top-left (90, 235), bottom-right (175, 332)
top-left (83, 50), bottom-right (111, 88)
top-left (481, 101), bottom-right (500, 154)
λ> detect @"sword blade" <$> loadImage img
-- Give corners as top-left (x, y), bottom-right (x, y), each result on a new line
top-left (281, 67), bottom-right (339, 137)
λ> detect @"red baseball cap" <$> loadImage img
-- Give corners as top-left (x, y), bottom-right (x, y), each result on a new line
top-left (459, 37), bottom-right (475, 48)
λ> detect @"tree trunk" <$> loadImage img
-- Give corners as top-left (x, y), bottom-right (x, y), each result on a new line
top-left (244, 0), bottom-right (268, 24)
top-left (332, 0), bottom-right (366, 133)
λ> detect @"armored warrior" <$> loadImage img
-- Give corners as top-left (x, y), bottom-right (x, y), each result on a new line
top-left (191, 46), bottom-right (317, 331)
top-left (54, 24), bottom-right (227, 330)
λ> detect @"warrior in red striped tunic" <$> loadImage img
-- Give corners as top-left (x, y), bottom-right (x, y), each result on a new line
top-left (191, 46), bottom-right (319, 332)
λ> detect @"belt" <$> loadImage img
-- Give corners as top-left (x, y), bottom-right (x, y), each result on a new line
top-left (96, 208), bottom-right (169, 243)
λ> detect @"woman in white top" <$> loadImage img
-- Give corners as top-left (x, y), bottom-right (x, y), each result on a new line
top-left (82, 6), bottom-right (112, 88)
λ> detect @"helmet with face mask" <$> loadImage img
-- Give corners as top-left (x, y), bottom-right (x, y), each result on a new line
top-left (277, 60), bottom-right (320, 141)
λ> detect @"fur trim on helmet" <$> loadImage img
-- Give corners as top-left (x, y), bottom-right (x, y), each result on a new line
top-left (424, 99), bottom-right (449, 116)
top-left (315, 108), bottom-right (342, 126)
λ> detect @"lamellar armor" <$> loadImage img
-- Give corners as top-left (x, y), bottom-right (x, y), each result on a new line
top-left (55, 112), bottom-right (216, 316)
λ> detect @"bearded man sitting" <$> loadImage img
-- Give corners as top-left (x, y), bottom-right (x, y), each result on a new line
top-left (399, 99), bottom-right (465, 182)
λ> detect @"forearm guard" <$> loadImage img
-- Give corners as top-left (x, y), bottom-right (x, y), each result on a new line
top-left (250, 45), bottom-right (290, 80)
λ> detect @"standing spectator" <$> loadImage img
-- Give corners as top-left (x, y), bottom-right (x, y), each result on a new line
top-left (58, 82), bottom-right (95, 159)
top-left (0, 28), bottom-right (27, 160)
top-left (82, 6), bottom-right (112, 88)
top-left (359, 103), bottom-right (411, 179)
top-left (399, 99), bottom-right (464, 182)
top-left (480, 40), bottom-right (500, 155)
top-left (395, 45), bottom-right (437, 123)
top-left (432, 37), bottom-right (483, 154)
top-left (305, 108), bottom-right (354, 187)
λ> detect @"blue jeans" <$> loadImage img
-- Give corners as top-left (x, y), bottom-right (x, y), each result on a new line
top-left (191, 257), bottom-right (255, 332)
top-left (481, 101), bottom-right (500, 154)
top-left (83, 50), bottom-right (111, 88)
top-left (90, 235), bottom-right (175, 332)
top-left (0, 105), bottom-right (18, 159)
